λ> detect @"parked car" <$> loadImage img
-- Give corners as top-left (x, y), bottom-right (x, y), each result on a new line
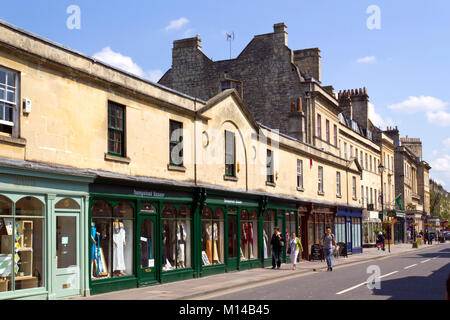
top-left (444, 231), bottom-right (450, 240)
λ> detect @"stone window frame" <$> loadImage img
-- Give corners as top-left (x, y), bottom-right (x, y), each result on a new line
top-left (0, 66), bottom-right (20, 138)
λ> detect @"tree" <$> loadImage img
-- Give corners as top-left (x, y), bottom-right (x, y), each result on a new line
top-left (430, 189), bottom-right (441, 216)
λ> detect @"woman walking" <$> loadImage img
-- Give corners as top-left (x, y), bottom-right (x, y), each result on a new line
top-left (289, 232), bottom-right (303, 270)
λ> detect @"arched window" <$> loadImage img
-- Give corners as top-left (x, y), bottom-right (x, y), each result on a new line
top-left (201, 207), bottom-right (224, 266)
top-left (55, 198), bottom-right (80, 210)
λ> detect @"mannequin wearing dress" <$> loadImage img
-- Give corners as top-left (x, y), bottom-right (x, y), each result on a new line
top-left (90, 222), bottom-right (101, 277)
top-left (113, 220), bottom-right (126, 275)
top-left (248, 222), bottom-right (254, 259)
top-left (205, 223), bottom-right (212, 264)
top-left (242, 223), bottom-right (248, 260)
top-left (263, 229), bottom-right (268, 259)
top-left (212, 223), bottom-right (220, 264)
top-left (177, 223), bottom-right (187, 268)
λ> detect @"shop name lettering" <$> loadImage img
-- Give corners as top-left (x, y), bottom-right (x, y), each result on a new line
top-left (224, 199), bottom-right (242, 204)
top-left (133, 190), bottom-right (165, 197)
top-left (179, 305), bottom-right (214, 318)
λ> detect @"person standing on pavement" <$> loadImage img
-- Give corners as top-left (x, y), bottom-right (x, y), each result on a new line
top-left (321, 227), bottom-right (336, 271)
top-left (377, 231), bottom-right (385, 251)
top-left (271, 227), bottom-right (283, 269)
top-left (289, 232), bottom-right (302, 270)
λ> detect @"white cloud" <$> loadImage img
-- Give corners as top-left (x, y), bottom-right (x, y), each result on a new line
top-left (444, 138), bottom-right (450, 150)
top-left (146, 69), bottom-right (163, 82)
top-left (388, 96), bottom-right (448, 114)
top-left (368, 103), bottom-right (395, 129)
top-left (182, 28), bottom-right (195, 37)
top-left (356, 56), bottom-right (376, 63)
top-left (93, 47), bottom-right (162, 83)
top-left (165, 17), bottom-right (189, 31)
top-left (426, 110), bottom-right (450, 127)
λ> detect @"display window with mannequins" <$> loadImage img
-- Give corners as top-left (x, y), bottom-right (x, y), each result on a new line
top-left (161, 204), bottom-right (191, 271)
top-left (239, 209), bottom-right (258, 261)
top-left (201, 207), bottom-right (224, 266)
top-left (91, 200), bottom-right (134, 280)
top-left (263, 210), bottom-right (276, 259)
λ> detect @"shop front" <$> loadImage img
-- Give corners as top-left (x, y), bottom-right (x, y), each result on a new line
top-left (362, 211), bottom-right (381, 248)
top-left (199, 193), bottom-right (260, 276)
top-left (89, 182), bottom-right (195, 295)
top-left (0, 163), bottom-right (92, 300)
top-left (305, 205), bottom-right (336, 259)
top-left (264, 202), bottom-right (298, 265)
top-left (393, 212), bottom-right (406, 244)
top-left (336, 208), bottom-right (363, 254)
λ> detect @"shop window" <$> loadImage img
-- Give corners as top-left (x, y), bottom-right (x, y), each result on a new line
top-left (0, 68), bottom-right (18, 136)
top-left (108, 101), bottom-right (126, 157)
top-left (162, 205), bottom-right (191, 271)
top-left (201, 207), bottom-right (224, 266)
top-left (240, 209), bottom-right (258, 261)
top-left (0, 196), bottom-right (45, 293)
top-left (91, 200), bottom-right (134, 280)
top-left (263, 210), bottom-right (275, 259)
top-left (308, 220), bottom-right (314, 244)
top-left (169, 120), bottom-right (183, 166)
top-left (55, 198), bottom-right (80, 210)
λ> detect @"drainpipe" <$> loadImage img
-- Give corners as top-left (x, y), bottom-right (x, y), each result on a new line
top-left (194, 98), bottom-right (198, 186)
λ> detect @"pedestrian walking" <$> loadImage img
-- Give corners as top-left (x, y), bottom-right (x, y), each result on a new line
top-left (406, 229), bottom-right (411, 243)
top-left (424, 231), bottom-right (429, 245)
top-left (321, 227), bottom-right (336, 271)
top-left (429, 232), bottom-right (433, 245)
top-left (377, 231), bottom-right (385, 251)
top-left (288, 232), bottom-right (302, 270)
top-left (270, 227), bottom-right (283, 269)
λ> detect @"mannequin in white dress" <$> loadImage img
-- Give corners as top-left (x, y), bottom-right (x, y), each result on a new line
top-left (113, 220), bottom-right (126, 275)
top-left (263, 229), bottom-right (268, 259)
top-left (177, 222), bottom-right (187, 268)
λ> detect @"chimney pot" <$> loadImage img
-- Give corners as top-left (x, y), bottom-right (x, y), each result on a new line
top-left (290, 101), bottom-right (296, 112)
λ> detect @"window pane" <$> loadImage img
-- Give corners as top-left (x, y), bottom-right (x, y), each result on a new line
top-left (113, 202), bottom-right (133, 218)
top-left (112, 219), bottom-right (133, 277)
top-left (228, 216), bottom-right (236, 258)
top-left (13, 218), bottom-right (45, 290)
top-left (6, 89), bottom-right (15, 103)
top-left (162, 220), bottom-right (175, 270)
top-left (140, 202), bottom-right (157, 214)
top-left (178, 205), bottom-right (190, 219)
top-left (240, 221), bottom-right (250, 260)
top-left (202, 220), bottom-right (212, 266)
top-left (15, 197), bottom-right (44, 216)
top-left (0, 70), bottom-right (5, 85)
top-left (212, 220), bottom-right (224, 264)
top-left (91, 200), bottom-right (112, 218)
top-left (55, 198), bottom-right (80, 210)
top-left (240, 209), bottom-right (248, 220)
top-left (56, 216), bottom-right (77, 269)
top-left (213, 208), bottom-right (224, 220)
top-left (176, 219), bottom-right (190, 269)
top-left (6, 71), bottom-right (15, 87)
top-left (162, 205), bottom-right (176, 219)
top-left (0, 87), bottom-right (5, 101)
top-left (0, 195), bottom-right (12, 216)
top-left (140, 219), bottom-right (154, 269)
top-left (250, 217), bottom-right (258, 260)
top-left (91, 219), bottom-right (111, 279)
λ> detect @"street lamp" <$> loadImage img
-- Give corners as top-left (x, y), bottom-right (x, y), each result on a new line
top-left (378, 163), bottom-right (390, 253)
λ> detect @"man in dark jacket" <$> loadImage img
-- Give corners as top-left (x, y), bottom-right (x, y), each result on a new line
top-left (270, 227), bottom-right (283, 269)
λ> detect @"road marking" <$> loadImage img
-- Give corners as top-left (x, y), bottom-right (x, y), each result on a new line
top-left (404, 264), bottom-right (417, 269)
top-left (336, 271), bottom-right (398, 295)
top-left (420, 259), bottom-right (431, 263)
top-left (432, 256), bottom-right (439, 259)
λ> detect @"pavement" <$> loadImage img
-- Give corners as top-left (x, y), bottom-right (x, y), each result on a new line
top-left (75, 241), bottom-right (448, 300)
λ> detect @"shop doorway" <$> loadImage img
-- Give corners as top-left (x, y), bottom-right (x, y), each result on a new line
top-left (138, 202), bottom-right (158, 286)
top-left (346, 218), bottom-right (352, 254)
top-left (298, 214), bottom-right (308, 260)
top-left (226, 214), bottom-right (238, 271)
top-left (277, 212), bottom-right (286, 262)
top-left (54, 198), bottom-right (81, 299)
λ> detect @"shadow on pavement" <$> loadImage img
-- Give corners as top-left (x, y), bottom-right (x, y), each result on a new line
top-left (401, 247), bottom-right (450, 260)
top-left (371, 263), bottom-right (450, 300)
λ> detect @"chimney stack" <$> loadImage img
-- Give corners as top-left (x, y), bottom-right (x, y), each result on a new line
top-left (273, 22), bottom-right (288, 46)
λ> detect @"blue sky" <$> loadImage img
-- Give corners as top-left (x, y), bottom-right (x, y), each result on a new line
top-left (1, 0), bottom-right (450, 187)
